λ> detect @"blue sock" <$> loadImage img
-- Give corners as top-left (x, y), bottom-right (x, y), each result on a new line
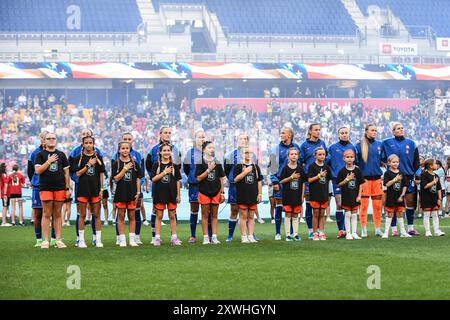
top-left (115, 215), bottom-right (119, 236)
top-left (151, 212), bottom-right (156, 238)
top-left (51, 227), bottom-right (56, 239)
top-left (189, 212), bottom-right (198, 238)
top-left (35, 227), bottom-right (42, 240)
top-left (406, 208), bottom-right (414, 226)
top-left (391, 214), bottom-right (397, 227)
top-left (275, 205), bottom-right (282, 235)
top-left (91, 215), bottom-right (96, 235)
top-left (228, 219), bottom-right (237, 238)
top-left (305, 203), bottom-right (313, 230)
top-left (75, 214), bottom-right (80, 237)
top-left (290, 217), bottom-right (293, 235)
top-left (207, 213), bottom-right (212, 238)
top-left (336, 210), bottom-right (344, 231)
top-left (135, 209), bottom-right (142, 236)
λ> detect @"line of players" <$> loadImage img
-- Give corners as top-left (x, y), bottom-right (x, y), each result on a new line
top-left (27, 122), bottom-right (446, 248)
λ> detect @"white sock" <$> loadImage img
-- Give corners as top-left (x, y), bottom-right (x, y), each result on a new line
top-left (135, 234), bottom-right (140, 240)
top-left (408, 225), bottom-right (414, 232)
top-left (120, 234), bottom-right (126, 242)
top-left (79, 230), bottom-right (85, 242)
top-left (308, 228), bottom-right (313, 233)
top-left (92, 234), bottom-right (96, 242)
top-left (292, 217), bottom-right (299, 236)
top-left (212, 234), bottom-right (217, 239)
top-left (129, 232), bottom-right (135, 241)
top-left (284, 217), bottom-right (291, 236)
top-left (345, 212), bottom-right (351, 234)
top-left (171, 234), bottom-right (177, 239)
top-left (351, 213), bottom-right (358, 234)
top-left (423, 212), bottom-right (431, 233)
top-left (384, 217), bottom-right (392, 235)
top-left (116, 235), bottom-right (120, 242)
top-left (431, 211), bottom-right (440, 233)
top-left (96, 231), bottom-right (102, 243)
top-left (155, 234), bottom-right (161, 239)
top-left (398, 218), bottom-right (406, 234)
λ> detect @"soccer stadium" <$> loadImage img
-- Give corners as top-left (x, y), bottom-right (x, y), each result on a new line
top-left (1, 0), bottom-right (450, 304)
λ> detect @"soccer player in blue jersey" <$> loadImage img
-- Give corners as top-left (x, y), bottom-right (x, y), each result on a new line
top-left (355, 124), bottom-right (385, 237)
top-left (328, 126), bottom-right (357, 238)
top-left (68, 128), bottom-right (103, 246)
top-left (300, 123), bottom-right (328, 239)
top-left (145, 126), bottom-right (182, 244)
top-left (112, 133), bottom-right (145, 245)
top-left (224, 133), bottom-right (257, 242)
top-left (183, 129), bottom-right (209, 243)
top-left (268, 127), bottom-right (301, 240)
top-left (382, 122), bottom-right (421, 236)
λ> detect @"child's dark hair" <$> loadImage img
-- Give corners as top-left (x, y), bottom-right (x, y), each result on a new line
top-left (424, 158), bottom-right (435, 171)
top-left (0, 163), bottom-right (6, 175)
top-left (446, 156), bottom-right (450, 170)
top-left (436, 160), bottom-right (442, 168)
top-left (116, 141), bottom-right (136, 173)
top-left (156, 142), bottom-right (173, 175)
top-left (12, 164), bottom-right (19, 184)
top-left (202, 141), bottom-right (213, 151)
top-left (79, 136), bottom-right (100, 167)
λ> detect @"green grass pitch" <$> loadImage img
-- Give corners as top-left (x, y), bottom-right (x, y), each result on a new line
top-left (1, 219), bottom-right (450, 300)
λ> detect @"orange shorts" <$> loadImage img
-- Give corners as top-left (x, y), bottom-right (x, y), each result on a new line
top-left (40, 190), bottom-right (66, 202)
top-left (385, 206), bottom-right (405, 214)
top-left (77, 196), bottom-right (101, 203)
top-left (154, 202), bottom-right (177, 211)
top-left (283, 205), bottom-right (302, 213)
top-left (198, 192), bottom-right (221, 205)
top-left (239, 204), bottom-right (257, 210)
top-left (361, 179), bottom-right (383, 197)
top-left (115, 201), bottom-right (136, 209)
top-left (423, 206), bottom-right (439, 211)
top-left (310, 201), bottom-right (329, 209)
top-left (341, 205), bottom-right (360, 212)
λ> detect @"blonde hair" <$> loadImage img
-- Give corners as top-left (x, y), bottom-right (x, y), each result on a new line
top-left (281, 127), bottom-right (294, 141)
top-left (387, 154), bottom-right (399, 165)
top-left (306, 123), bottom-right (320, 139)
top-left (343, 149), bottom-right (355, 157)
top-left (360, 124), bottom-right (376, 163)
top-left (391, 122), bottom-right (402, 132)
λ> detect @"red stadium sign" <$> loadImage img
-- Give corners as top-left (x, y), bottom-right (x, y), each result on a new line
top-left (194, 98), bottom-right (420, 113)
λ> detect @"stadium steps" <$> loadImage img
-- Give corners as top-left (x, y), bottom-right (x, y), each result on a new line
top-left (341, 0), bottom-right (379, 36)
top-left (136, 0), bottom-right (165, 33)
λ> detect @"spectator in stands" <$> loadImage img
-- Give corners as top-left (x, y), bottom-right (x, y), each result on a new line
top-left (445, 88), bottom-right (450, 97)
top-left (358, 88), bottom-right (365, 98)
top-left (317, 87), bottom-right (327, 98)
top-left (399, 87), bottom-right (408, 99)
top-left (304, 87), bottom-right (312, 98)
top-left (364, 85), bottom-right (372, 98)
top-left (293, 87), bottom-right (302, 98)
top-left (348, 87), bottom-right (355, 99)
top-left (263, 88), bottom-right (271, 98)
top-left (434, 86), bottom-right (442, 97)
top-left (271, 85), bottom-right (280, 98)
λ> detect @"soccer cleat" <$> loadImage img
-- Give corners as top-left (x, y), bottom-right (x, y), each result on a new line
top-left (392, 230), bottom-right (399, 237)
top-left (400, 232), bottom-right (412, 238)
top-left (202, 237), bottom-right (210, 245)
top-left (142, 220), bottom-right (150, 226)
top-left (425, 231), bottom-right (433, 237)
top-left (115, 239), bottom-right (120, 246)
top-left (78, 240), bottom-right (87, 248)
top-left (96, 242), bottom-right (104, 248)
top-left (352, 233), bottom-right (362, 240)
top-left (129, 239), bottom-right (139, 247)
top-left (408, 229), bottom-right (420, 236)
top-left (211, 236), bottom-right (221, 244)
top-left (50, 239), bottom-right (57, 247)
top-left (313, 233), bottom-right (320, 241)
top-left (188, 236), bottom-right (196, 244)
top-left (285, 235), bottom-right (293, 242)
top-left (382, 233), bottom-right (389, 239)
top-left (253, 234), bottom-right (260, 241)
top-left (299, 217), bottom-right (306, 224)
top-left (103, 221), bottom-right (109, 226)
top-left (326, 217), bottom-right (333, 222)
top-left (293, 235), bottom-right (301, 241)
top-left (119, 240), bottom-right (127, 247)
top-left (56, 240), bottom-right (67, 248)
top-left (346, 233), bottom-right (354, 240)
top-left (257, 218), bottom-right (265, 224)
top-left (150, 237), bottom-right (155, 245)
top-left (435, 230), bottom-right (446, 236)
top-left (337, 230), bottom-right (346, 238)
top-left (271, 219), bottom-right (275, 224)
top-left (19, 222), bottom-right (25, 227)
top-left (241, 236), bottom-right (250, 243)
top-left (361, 228), bottom-right (367, 238)
top-left (375, 230), bottom-right (383, 237)
top-left (171, 237), bottom-right (182, 246)
top-left (75, 239), bottom-right (79, 247)
top-left (248, 235), bottom-right (258, 243)
top-left (34, 239), bottom-right (43, 247)
top-left (41, 240), bottom-right (49, 249)
top-left (308, 232), bottom-right (314, 240)
top-left (135, 237), bottom-right (143, 245)
top-left (319, 233), bottom-right (326, 241)
top-left (226, 236), bottom-right (233, 242)
top-left (274, 234), bottom-right (281, 241)
top-left (1, 223), bottom-right (12, 227)
top-left (161, 221), bottom-right (166, 226)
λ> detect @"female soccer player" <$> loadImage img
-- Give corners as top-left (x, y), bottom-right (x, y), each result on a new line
top-left (101, 171), bottom-right (110, 226)
top-left (444, 157), bottom-right (450, 217)
top-left (336, 150), bottom-right (365, 240)
top-left (183, 129), bottom-right (208, 243)
top-left (308, 147), bottom-right (332, 240)
top-left (420, 158), bottom-right (445, 237)
top-left (113, 141), bottom-right (141, 247)
top-left (382, 155), bottom-right (411, 238)
top-left (7, 164), bottom-right (26, 226)
top-left (268, 127), bottom-right (301, 240)
top-left (71, 136), bottom-right (105, 248)
top-left (34, 132), bottom-right (70, 249)
top-left (233, 146), bottom-right (263, 243)
top-left (300, 123), bottom-right (328, 239)
top-left (279, 148), bottom-right (306, 241)
top-left (382, 123), bottom-right (421, 236)
top-left (355, 124), bottom-right (385, 237)
top-left (196, 141), bottom-right (225, 245)
top-left (328, 126), bottom-right (357, 238)
top-left (151, 143), bottom-right (182, 246)
top-left (0, 163), bottom-right (10, 227)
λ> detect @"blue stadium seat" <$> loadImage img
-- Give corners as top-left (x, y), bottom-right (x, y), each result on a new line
top-left (0, 0), bottom-right (142, 33)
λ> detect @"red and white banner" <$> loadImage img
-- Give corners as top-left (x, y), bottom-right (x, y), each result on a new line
top-left (436, 37), bottom-right (450, 51)
top-left (195, 98), bottom-right (420, 113)
top-left (379, 43), bottom-right (418, 56)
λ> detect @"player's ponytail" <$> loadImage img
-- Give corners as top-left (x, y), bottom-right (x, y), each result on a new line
top-left (361, 124), bottom-right (375, 164)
